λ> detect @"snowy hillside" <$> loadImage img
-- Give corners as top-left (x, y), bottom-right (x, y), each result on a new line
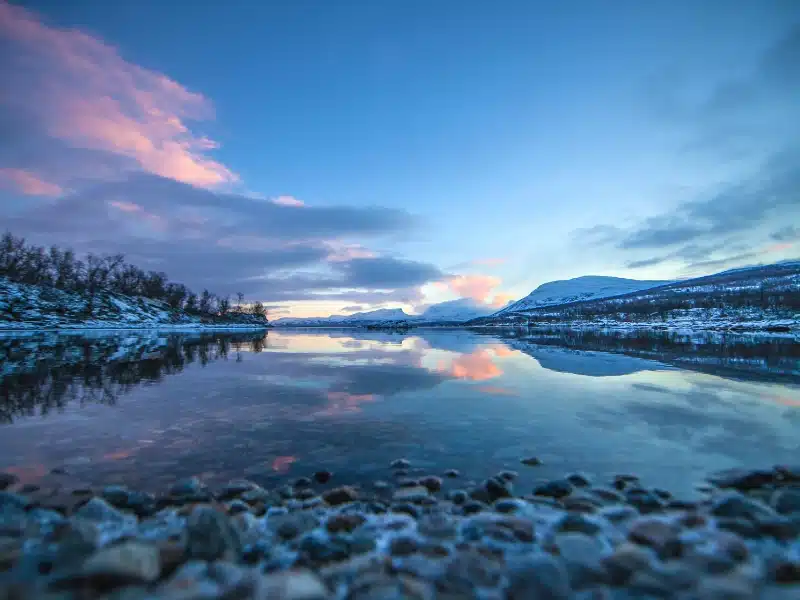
top-left (477, 261), bottom-right (800, 333)
top-left (495, 276), bottom-right (670, 316)
top-left (0, 277), bottom-right (268, 331)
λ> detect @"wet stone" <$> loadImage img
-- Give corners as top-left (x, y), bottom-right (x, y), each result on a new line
top-left (322, 486), bottom-right (358, 506)
top-left (708, 468), bottom-right (776, 491)
top-left (79, 541), bottom-right (161, 586)
top-left (448, 490), bottom-right (468, 505)
top-left (534, 479), bottom-right (574, 499)
top-left (313, 470), bottom-right (332, 484)
top-left (507, 552), bottom-right (572, 600)
top-left (625, 488), bottom-right (664, 513)
top-left (521, 456), bottom-right (543, 467)
top-left (393, 486), bottom-right (429, 503)
top-left (391, 503), bottom-right (421, 518)
top-left (771, 489), bottom-right (800, 515)
top-left (556, 513), bottom-right (602, 535)
top-left (444, 469), bottom-right (460, 478)
top-left (326, 513), bottom-right (366, 534)
top-left (0, 473), bottom-right (18, 491)
top-left (419, 476), bottom-right (442, 492)
top-left (293, 477), bottom-right (313, 489)
top-left (389, 535), bottom-right (419, 556)
top-left (74, 497), bottom-right (129, 523)
top-left (185, 506), bottom-right (242, 562)
top-left (390, 459), bottom-right (410, 469)
top-left (711, 491), bottom-right (775, 520)
top-left (567, 473), bottom-right (592, 487)
top-left (494, 498), bottom-right (528, 514)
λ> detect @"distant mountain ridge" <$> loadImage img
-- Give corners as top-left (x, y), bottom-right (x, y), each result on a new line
top-left (273, 298), bottom-right (496, 327)
top-left (494, 276), bottom-right (672, 316)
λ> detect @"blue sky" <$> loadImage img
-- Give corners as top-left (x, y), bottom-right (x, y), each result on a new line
top-left (1, 0), bottom-right (798, 316)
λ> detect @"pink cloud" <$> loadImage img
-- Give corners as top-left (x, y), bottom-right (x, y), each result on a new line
top-left (445, 274), bottom-right (502, 303)
top-left (272, 195), bottom-right (305, 207)
top-left (0, 1), bottom-right (236, 188)
top-left (490, 292), bottom-right (515, 308)
top-left (0, 167), bottom-right (62, 197)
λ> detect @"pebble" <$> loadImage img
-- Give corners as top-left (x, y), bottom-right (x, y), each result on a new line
top-left (521, 456), bottom-right (543, 466)
top-left (390, 459), bottom-right (410, 469)
top-left (535, 479), bottom-right (574, 499)
top-left (444, 469), bottom-right (460, 478)
top-left (185, 506), bottom-right (241, 561)
top-left (0, 472), bottom-right (19, 491)
top-left (0, 463), bottom-right (798, 599)
top-left (322, 486), bottom-right (358, 506)
top-left (313, 470), bottom-right (333, 484)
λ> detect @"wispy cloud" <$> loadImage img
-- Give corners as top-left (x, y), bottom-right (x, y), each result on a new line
top-left (0, 167), bottom-right (62, 196)
top-left (0, 0), bottom-right (235, 189)
top-left (444, 274), bottom-right (500, 303)
top-left (271, 195), bottom-right (305, 207)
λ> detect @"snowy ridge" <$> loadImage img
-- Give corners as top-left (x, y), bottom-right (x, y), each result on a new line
top-left (495, 276), bottom-right (671, 316)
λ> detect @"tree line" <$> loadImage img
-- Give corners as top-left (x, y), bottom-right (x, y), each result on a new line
top-left (0, 231), bottom-right (267, 318)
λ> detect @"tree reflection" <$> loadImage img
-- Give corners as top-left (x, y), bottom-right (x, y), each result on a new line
top-left (0, 332), bottom-right (267, 423)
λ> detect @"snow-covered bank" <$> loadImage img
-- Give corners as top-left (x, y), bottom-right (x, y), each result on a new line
top-left (0, 277), bottom-right (268, 331)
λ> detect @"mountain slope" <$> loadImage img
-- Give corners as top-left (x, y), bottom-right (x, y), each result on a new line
top-left (495, 276), bottom-right (671, 316)
top-left (418, 298), bottom-right (496, 322)
top-left (476, 261), bottom-right (800, 332)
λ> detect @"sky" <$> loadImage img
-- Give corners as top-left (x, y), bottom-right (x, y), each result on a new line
top-left (1, 0), bottom-right (798, 318)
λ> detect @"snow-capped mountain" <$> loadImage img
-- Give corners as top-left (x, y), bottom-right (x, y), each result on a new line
top-left (494, 276), bottom-right (670, 316)
top-left (272, 298), bottom-right (500, 327)
top-left (418, 298), bottom-right (496, 322)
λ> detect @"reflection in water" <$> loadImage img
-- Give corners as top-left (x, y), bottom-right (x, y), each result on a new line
top-left (0, 328), bottom-right (798, 495)
top-left (0, 332), bottom-right (266, 423)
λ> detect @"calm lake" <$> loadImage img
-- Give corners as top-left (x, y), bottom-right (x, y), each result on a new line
top-left (1, 328), bottom-right (798, 498)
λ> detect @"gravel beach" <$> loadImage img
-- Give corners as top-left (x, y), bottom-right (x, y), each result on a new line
top-left (1, 463), bottom-right (799, 599)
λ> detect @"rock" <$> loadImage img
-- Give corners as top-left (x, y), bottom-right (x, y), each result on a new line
top-left (349, 573), bottom-right (432, 600)
top-left (391, 502), bottom-right (421, 518)
top-left (444, 469), bottom-right (460, 478)
top-left (758, 515), bottom-right (800, 541)
top-left (551, 532), bottom-right (607, 588)
top-left (601, 542), bottom-right (654, 585)
top-left (591, 487), bottom-right (625, 504)
top-left (396, 477), bottom-right (420, 488)
top-left (628, 517), bottom-right (680, 551)
top-left (711, 491), bottom-right (775, 520)
top-left (461, 501), bottom-right (485, 515)
top-left (294, 477), bottom-right (312, 489)
top-left (507, 553), bottom-right (572, 599)
top-left (80, 541), bottom-right (161, 585)
top-left (389, 535), bottom-right (419, 556)
top-left (771, 489), bottom-right (800, 515)
top-left (494, 498), bottom-right (528, 514)
top-left (393, 486), bottom-right (429, 502)
top-left (566, 473), bottom-right (592, 487)
top-left (521, 456), bottom-right (543, 466)
top-left (326, 514), bottom-right (365, 533)
top-left (258, 569), bottom-right (329, 599)
top-left (773, 561), bottom-right (800, 583)
top-left (555, 513), bottom-right (602, 535)
top-left (74, 497), bottom-right (129, 522)
top-left (498, 470), bottom-right (518, 481)
top-left (482, 476), bottom-right (513, 502)
top-left (322, 486), bottom-right (358, 506)
top-left (708, 468), bottom-right (776, 490)
top-left (448, 490), bottom-right (468, 505)
top-left (419, 476), bottom-right (442, 492)
top-left (313, 470), bottom-right (332, 484)
top-left (625, 488), bottom-right (664, 513)
top-left (390, 459), bottom-right (410, 469)
top-left (534, 479), bottom-right (574, 499)
top-left (185, 506), bottom-right (241, 561)
top-left (217, 479), bottom-right (260, 500)
top-left (717, 517), bottom-right (760, 538)
top-left (168, 476), bottom-right (207, 497)
top-left (693, 574), bottom-right (758, 599)
top-left (298, 532), bottom-right (351, 564)
top-left (0, 473), bottom-right (18, 491)
top-left (227, 499), bottom-right (250, 515)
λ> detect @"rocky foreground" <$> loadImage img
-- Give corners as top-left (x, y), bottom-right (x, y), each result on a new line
top-left (1, 463), bottom-right (800, 599)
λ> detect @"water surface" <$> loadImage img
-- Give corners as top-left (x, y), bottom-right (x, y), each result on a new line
top-left (1, 328), bottom-right (798, 497)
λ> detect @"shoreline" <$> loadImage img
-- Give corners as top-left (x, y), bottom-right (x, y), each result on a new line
top-left (1, 462), bottom-right (798, 597)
